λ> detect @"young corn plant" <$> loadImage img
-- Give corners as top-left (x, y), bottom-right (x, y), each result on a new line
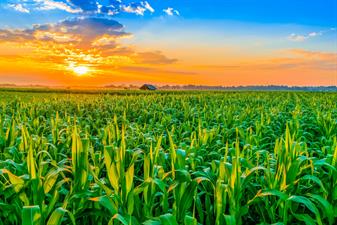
top-left (0, 91), bottom-right (336, 224)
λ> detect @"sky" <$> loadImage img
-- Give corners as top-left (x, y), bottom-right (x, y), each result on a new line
top-left (0, 0), bottom-right (336, 86)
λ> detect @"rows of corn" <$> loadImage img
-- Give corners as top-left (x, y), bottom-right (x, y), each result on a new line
top-left (0, 91), bottom-right (336, 225)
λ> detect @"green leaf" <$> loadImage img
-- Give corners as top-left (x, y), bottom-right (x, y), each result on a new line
top-left (178, 180), bottom-right (197, 221)
top-left (159, 214), bottom-right (179, 225)
top-left (292, 213), bottom-right (316, 225)
top-left (143, 219), bottom-right (161, 225)
top-left (108, 214), bottom-right (128, 225)
top-left (300, 175), bottom-right (327, 194)
top-left (224, 215), bottom-right (236, 225)
top-left (46, 207), bottom-right (66, 225)
top-left (287, 195), bottom-right (322, 225)
top-left (307, 194), bottom-right (334, 224)
top-left (184, 215), bottom-right (197, 225)
top-left (90, 196), bottom-right (117, 215)
top-left (287, 196), bottom-right (319, 215)
top-left (22, 206), bottom-right (41, 225)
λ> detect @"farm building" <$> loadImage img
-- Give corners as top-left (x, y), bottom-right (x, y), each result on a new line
top-left (140, 84), bottom-right (157, 91)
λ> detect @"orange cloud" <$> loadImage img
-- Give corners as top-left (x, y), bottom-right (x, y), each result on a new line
top-left (196, 49), bottom-right (337, 71)
top-left (0, 16), bottom-right (178, 83)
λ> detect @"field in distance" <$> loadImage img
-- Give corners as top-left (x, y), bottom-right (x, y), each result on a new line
top-left (0, 90), bottom-right (336, 225)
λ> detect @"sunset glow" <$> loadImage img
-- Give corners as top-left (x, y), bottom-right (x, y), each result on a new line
top-left (0, 0), bottom-right (336, 86)
top-left (71, 65), bottom-right (90, 76)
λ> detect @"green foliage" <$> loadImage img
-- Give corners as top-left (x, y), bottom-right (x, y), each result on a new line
top-left (0, 90), bottom-right (336, 224)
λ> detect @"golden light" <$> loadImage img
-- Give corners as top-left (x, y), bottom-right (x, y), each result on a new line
top-left (73, 66), bottom-right (89, 76)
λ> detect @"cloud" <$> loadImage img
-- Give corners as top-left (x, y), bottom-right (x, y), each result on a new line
top-left (287, 31), bottom-right (323, 42)
top-left (0, 16), bottom-right (177, 76)
top-left (308, 32), bottom-right (320, 37)
top-left (142, 1), bottom-right (154, 13)
top-left (123, 4), bottom-right (146, 15)
top-left (48, 0), bottom-right (155, 16)
top-left (288, 34), bottom-right (307, 42)
top-left (0, 17), bottom-right (129, 45)
top-left (116, 65), bottom-right (196, 76)
top-left (122, 1), bottom-right (154, 16)
top-left (288, 49), bottom-right (337, 61)
top-left (163, 7), bottom-right (180, 16)
top-left (8, 3), bottom-right (30, 13)
top-left (35, 0), bottom-right (82, 13)
top-left (197, 49), bottom-right (337, 71)
top-left (59, 17), bottom-right (127, 38)
top-left (34, 31), bottom-right (81, 43)
top-left (5, 0), bottom-right (157, 16)
top-left (133, 51), bottom-right (177, 65)
top-left (92, 33), bottom-right (133, 47)
top-left (0, 29), bottom-right (35, 42)
top-left (282, 49), bottom-right (337, 70)
top-left (68, 0), bottom-right (98, 12)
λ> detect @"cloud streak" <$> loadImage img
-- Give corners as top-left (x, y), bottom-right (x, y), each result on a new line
top-left (287, 28), bottom-right (336, 42)
top-left (287, 32), bottom-right (322, 42)
top-left (35, 0), bottom-right (82, 13)
top-left (8, 3), bottom-right (29, 13)
top-left (196, 49), bottom-right (337, 71)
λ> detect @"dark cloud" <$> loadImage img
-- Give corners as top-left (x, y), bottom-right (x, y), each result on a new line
top-left (0, 16), bottom-right (178, 67)
top-left (0, 17), bottom-right (130, 46)
top-left (0, 29), bottom-right (34, 42)
top-left (60, 17), bottom-right (126, 36)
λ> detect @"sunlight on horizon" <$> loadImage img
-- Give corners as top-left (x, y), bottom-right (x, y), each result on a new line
top-left (67, 62), bottom-right (90, 76)
top-left (73, 66), bottom-right (89, 76)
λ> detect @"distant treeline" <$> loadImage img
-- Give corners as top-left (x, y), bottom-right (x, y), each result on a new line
top-left (1, 84), bottom-right (337, 92)
top-left (159, 85), bottom-right (337, 92)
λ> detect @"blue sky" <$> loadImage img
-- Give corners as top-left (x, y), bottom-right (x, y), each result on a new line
top-left (1, 0), bottom-right (336, 27)
top-left (161, 0), bottom-right (337, 26)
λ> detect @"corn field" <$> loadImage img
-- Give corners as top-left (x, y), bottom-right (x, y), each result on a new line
top-left (0, 90), bottom-right (336, 225)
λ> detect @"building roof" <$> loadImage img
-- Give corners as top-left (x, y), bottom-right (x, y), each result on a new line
top-left (140, 84), bottom-right (157, 90)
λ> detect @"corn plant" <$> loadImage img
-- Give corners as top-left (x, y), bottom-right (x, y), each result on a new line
top-left (0, 90), bottom-right (336, 224)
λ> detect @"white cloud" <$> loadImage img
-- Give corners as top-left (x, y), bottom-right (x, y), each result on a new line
top-left (123, 5), bottom-right (146, 15)
top-left (287, 31), bottom-right (322, 42)
top-left (163, 7), bottom-right (179, 16)
top-left (288, 33), bottom-right (307, 42)
top-left (122, 1), bottom-right (154, 16)
top-left (308, 32), bottom-right (322, 37)
top-left (9, 4), bottom-right (30, 13)
top-left (6, 0), bottom-right (178, 17)
top-left (142, 1), bottom-right (154, 13)
top-left (35, 0), bottom-right (82, 13)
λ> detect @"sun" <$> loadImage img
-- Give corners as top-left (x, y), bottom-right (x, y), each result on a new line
top-left (72, 66), bottom-right (89, 76)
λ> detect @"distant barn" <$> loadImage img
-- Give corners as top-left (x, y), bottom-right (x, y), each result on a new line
top-left (140, 84), bottom-right (157, 91)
